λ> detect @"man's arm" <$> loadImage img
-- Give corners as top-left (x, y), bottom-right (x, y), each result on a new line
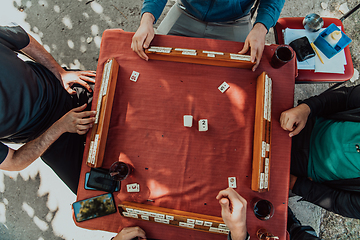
top-left (20, 33), bottom-right (96, 94)
top-left (280, 84), bottom-right (360, 137)
top-left (301, 85), bottom-right (360, 118)
top-left (131, 12), bottom-right (156, 61)
top-left (113, 226), bottom-right (146, 240)
top-left (280, 103), bottom-right (311, 137)
top-left (0, 104), bottom-right (95, 171)
top-left (131, 0), bottom-right (168, 60)
top-left (238, 23), bottom-right (268, 72)
top-left (255, 0), bottom-right (285, 32)
top-left (238, 0), bottom-right (285, 71)
top-left (216, 188), bottom-right (248, 240)
top-left (292, 177), bottom-right (360, 219)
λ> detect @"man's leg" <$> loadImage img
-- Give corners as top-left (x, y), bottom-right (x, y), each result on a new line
top-left (41, 83), bottom-right (93, 194)
top-left (157, 2), bottom-right (252, 42)
top-left (156, 2), bottom-right (207, 38)
top-left (288, 207), bottom-right (322, 240)
top-left (41, 133), bottom-right (85, 194)
top-left (290, 117), bottom-right (316, 178)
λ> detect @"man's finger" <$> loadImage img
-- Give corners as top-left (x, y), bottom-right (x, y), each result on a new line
top-left (219, 197), bottom-right (230, 212)
top-left (238, 42), bottom-right (249, 55)
top-left (126, 227), bottom-right (147, 239)
top-left (134, 37), bottom-right (148, 60)
top-left (76, 79), bottom-right (93, 92)
top-left (252, 60), bottom-right (260, 72)
top-left (80, 75), bottom-right (96, 83)
top-left (289, 122), bottom-right (305, 137)
top-left (76, 124), bottom-right (92, 131)
top-left (76, 111), bottom-right (97, 119)
top-left (135, 44), bottom-right (147, 60)
top-left (72, 104), bottom-right (88, 112)
top-left (77, 129), bottom-right (89, 135)
top-left (252, 50), bottom-right (262, 71)
top-left (143, 34), bottom-right (152, 49)
top-left (80, 71), bottom-right (96, 77)
top-left (284, 119), bottom-right (297, 132)
top-left (78, 117), bottom-right (96, 125)
top-left (250, 46), bottom-right (257, 63)
top-left (138, 37), bottom-right (149, 61)
top-left (67, 88), bottom-right (76, 95)
top-left (280, 113), bottom-right (288, 128)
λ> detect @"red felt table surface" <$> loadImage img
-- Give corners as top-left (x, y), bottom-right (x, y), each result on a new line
top-left (274, 17), bottom-right (354, 83)
top-left (75, 29), bottom-right (295, 240)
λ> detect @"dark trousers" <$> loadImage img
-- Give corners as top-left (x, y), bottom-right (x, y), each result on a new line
top-left (290, 225), bottom-right (322, 240)
top-left (289, 118), bottom-right (322, 240)
top-left (290, 117), bottom-right (316, 177)
top-left (41, 84), bottom-right (93, 194)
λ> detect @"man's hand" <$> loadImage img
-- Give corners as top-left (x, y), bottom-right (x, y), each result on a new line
top-left (131, 12), bottom-right (155, 61)
top-left (59, 70), bottom-right (96, 94)
top-left (57, 104), bottom-right (96, 135)
top-left (21, 33), bottom-right (96, 91)
top-left (113, 226), bottom-right (146, 240)
top-left (280, 103), bottom-right (311, 137)
top-left (216, 188), bottom-right (247, 240)
top-left (238, 23), bottom-right (267, 72)
top-left (0, 104), bottom-right (96, 171)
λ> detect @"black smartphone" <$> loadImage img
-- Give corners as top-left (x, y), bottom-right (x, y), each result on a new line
top-left (87, 168), bottom-right (120, 192)
top-left (85, 172), bottom-right (120, 191)
top-left (289, 36), bottom-right (315, 62)
top-left (72, 193), bottom-right (117, 222)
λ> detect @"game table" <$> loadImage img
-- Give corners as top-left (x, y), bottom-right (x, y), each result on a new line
top-left (75, 29), bottom-right (296, 240)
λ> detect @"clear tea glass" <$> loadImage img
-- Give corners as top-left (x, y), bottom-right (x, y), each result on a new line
top-left (109, 161), bottom-right (130, 181)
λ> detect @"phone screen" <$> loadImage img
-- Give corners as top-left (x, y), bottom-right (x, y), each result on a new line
top-left (85, 172), bottom-right (120, 192)
top-left (73, 193), bottom-right (117, 222)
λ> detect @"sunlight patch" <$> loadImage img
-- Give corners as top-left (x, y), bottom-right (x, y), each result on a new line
top-left (45, 212), bottom-right (53, 222)
top-left (94, 36), bottom-right (101, 48)
top-left (32, 26), bottom-right (39, 33)
top-left (69, 59), bottom-right (82, 69)
top-left (0, 202), bottom-right (5, 223)
top-left (80, 44), bottom-right (87, 53)
top-left (91, 24), bottom-right (99, 36)
top-left (67, 40), bottom-right (75, 49)
top-left (62, 15), bottom-right (73, 29)
top-left (54, 5), bottom-right (60, 13)
top-left (26, 1), bottom-right (32, 8)
top-left (33, 216), bottom-right (49, 231)
top-left (38, 0), bottom-right (48, 8)
top-left (0, 172), bottom-right (4, 192)
top-left (22, 202), bottom-right (35, 218)
top-left (91, 1), bottom-right (103, 14)
top-left (82, 12), bottom-right (89, 19)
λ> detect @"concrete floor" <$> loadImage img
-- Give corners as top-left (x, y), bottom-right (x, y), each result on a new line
top-left (0, 0), bottom-right (359, 239)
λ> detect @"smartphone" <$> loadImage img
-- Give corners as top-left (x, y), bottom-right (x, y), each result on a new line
top-left (73, 193), bottom-right (117, 222)
top-left (87, 168), bottom-right (120, 192)
top-left (85, 172), bottom-right (120, 191)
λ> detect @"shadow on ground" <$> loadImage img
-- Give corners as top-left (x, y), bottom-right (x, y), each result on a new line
top-left (12, 0), bottom-right (143, 70)
top-left (0, 173), bottom-right (63, 240)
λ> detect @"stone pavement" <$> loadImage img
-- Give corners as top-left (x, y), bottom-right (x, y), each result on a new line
top-left (0, 0), bottom-right (359, 239)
